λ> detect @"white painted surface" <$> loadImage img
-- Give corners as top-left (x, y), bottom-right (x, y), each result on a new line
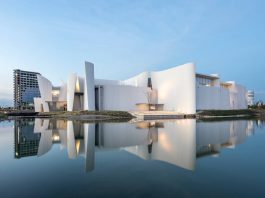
top-left (122, 72), bottom-right (149, 87)
top-left (34, 61), bottom-right (248, 113)
top-left (229, 82), bottom-right (248, 109)
top-left (33, 98), bottom-right (42, 112)
top-left (37, 75), bottom-right (52, 112)
top-left (151, 63), bottom-right (196, 113)
top-left (196, 85), bottom-right (231, 110)
top-left (95, 79), bottom-right (120, 86)
top-left (247, 90), bottom-right (254, 106)
top-left (196, 82), bottom-right (248, 110)
top-left (85, 62), bottom-right (95, 110)
top-left (59, 83), bottom-right (67, 101)
top-left (102, 85), bottom-right (149, 111)
top-left (67, 74), bottom-right (77, 111)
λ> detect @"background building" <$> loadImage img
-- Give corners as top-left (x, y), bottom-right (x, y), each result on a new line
top-left (13, 69), bottom-right (41, 110)
top-left (247, 90), bottom-right (255, 106)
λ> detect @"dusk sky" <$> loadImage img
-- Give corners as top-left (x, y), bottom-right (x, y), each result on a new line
top-left (0, 0), bottom-right (265, 104)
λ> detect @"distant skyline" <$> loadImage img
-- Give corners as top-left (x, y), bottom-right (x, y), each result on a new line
top-left (0, 0), bottom-right (265, 105)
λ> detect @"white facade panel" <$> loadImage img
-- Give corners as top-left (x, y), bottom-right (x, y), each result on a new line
top-left (37, 75), bottom-right (52, 112)
top-left (67, 74), bottom-right (77, 111)
top-left (33, 97), bottom-right (42, 112)
top-left (102, 85), bottom-right (149, 111)
top-left (229, 83), bottom-right (248, 109)
top-left (122, 72), bottom-right (149, 87)
top-left (59, 83), bottom-right (67, 101)
top-left (196, 86), bottom-right (231, 110)
top-left (95, 79), bottom-right (120, 86)
top-left (151, 63), bottom-right (196, 114)
top-left (196, 83), bottom-right (248, 110)
top-left (85, 62), bottom-right (95, 111)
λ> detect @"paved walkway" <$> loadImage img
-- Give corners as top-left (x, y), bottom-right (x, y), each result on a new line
top-left (129, 111), bottom-right (192, 120)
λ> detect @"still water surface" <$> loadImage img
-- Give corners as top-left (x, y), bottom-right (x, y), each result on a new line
top-left (0, 118), bottom-right (265, 198)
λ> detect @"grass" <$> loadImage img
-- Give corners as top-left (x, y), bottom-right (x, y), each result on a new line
top-left (197, 109), bottom-right (256, 117)
top-left (38, 110), bottom-right (134, 118)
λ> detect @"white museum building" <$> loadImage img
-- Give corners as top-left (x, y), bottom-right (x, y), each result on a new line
top-left (34, 62), bottom-right (251, 114)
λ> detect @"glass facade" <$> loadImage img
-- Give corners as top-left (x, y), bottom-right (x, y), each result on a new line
top-left (196, 76), bottom-right (213, 86)
top-left (13, 69), bottom-right (41, 110)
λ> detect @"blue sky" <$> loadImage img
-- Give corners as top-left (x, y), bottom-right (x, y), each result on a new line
top-left (0, 0), bottom-right (265, 103)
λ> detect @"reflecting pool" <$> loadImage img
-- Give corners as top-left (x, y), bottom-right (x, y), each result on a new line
top-left (0, 119), bottom-right (265, 197)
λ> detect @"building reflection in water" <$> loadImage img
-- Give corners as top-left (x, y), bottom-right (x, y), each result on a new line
top-left (196, 120), bottom-right (254, 158)
top-left (14, 118), bottom-right (255, 172)
top-left (14, 119), bottom-right (41, 159)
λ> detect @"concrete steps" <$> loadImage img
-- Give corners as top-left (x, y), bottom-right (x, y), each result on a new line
top-left (129, 111), bottom-right (195, 120)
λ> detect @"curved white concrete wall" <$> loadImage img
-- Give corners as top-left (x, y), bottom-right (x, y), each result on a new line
top-left (122, 72), bottom-right (149, 87)
top-left (151, 63), bottom-right (196, 114)
top-left (37, 75), bottom-right (53, 112)
top-left (95, 79), bottom-right (120, 86)
top-left (84, 62), bottom-right (95, 111)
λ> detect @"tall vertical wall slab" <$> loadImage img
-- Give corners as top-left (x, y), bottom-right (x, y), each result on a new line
top-left (84, 62), bottom-right (95, 111)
